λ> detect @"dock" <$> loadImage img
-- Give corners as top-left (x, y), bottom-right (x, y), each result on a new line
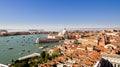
top-left (18, 53), bottom-right (40, 61)
top-left (0, 64), bottom-right (8, 67)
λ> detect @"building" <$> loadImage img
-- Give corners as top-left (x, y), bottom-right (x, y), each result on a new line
top-left (101, 53), bottom-right (120, 67)
top-left (0, 29), bottom-right (8, 36)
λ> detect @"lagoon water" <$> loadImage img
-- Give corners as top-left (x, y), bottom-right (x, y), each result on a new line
top-left (0, 34), bottom-right (59, 64)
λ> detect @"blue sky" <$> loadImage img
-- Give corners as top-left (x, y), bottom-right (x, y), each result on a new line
top-left (0, 0), bottom-right (120, 30)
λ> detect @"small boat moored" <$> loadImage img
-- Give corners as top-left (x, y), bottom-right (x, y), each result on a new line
top-left (8, 47), bottom-right (14, 50)
top-left (39, 45), bottom-right (48, 49)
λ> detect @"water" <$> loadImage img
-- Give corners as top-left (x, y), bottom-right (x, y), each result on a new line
top-left (0, 34), bottom-right (59, 64)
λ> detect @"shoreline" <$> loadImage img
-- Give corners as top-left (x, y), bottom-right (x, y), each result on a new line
top-left (0, 31), bottom-right (56, 37)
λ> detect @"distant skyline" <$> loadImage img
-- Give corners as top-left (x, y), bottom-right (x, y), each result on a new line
top-left (0, 0), bottom-right (120, 30)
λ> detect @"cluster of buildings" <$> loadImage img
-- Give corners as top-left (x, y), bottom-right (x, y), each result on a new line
top-left (39, 44), bottom-right (101, 67)
top-left (66, 29), bottom-right (120, 55)
top-left (3, 29), bottom-right (119, 67)
top-left (38, 29), bottom-right (120, 67)
top-left (0, 29), bottom-right (49, 36)
top-left (0, 29), bottom-right (8, 36)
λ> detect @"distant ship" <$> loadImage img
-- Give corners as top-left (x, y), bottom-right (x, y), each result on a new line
top-left (28, 29), bottom-right (44, 32)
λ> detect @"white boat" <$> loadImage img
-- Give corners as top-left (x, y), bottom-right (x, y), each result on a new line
top-left (35, 38), bottom-right (40, 44)
top-left (39, 45), bottom-right (48, 49)
top-left (39, 46), bottom-right (43, 49)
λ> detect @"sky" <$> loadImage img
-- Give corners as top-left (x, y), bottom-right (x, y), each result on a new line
top-left (0, 0), bottom-right (120, 30)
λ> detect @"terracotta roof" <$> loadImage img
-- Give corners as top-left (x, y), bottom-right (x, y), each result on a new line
top-left (95, 46), bottom-right (110, 54)
top-left (39, 43), bottom-right (102, 67)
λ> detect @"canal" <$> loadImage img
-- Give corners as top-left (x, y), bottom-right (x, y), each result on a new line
top-left (0, 34), bottom-right (59, 64)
